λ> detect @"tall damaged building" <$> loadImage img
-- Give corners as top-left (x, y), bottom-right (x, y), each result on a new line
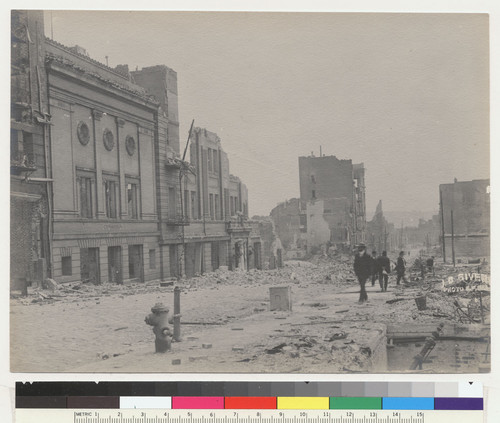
top-left (298, 154), bottom-right (366, 250)
top-left (10, 10), bottom-right (261, 290)
top-left (439, 179), bottom-right (490, 259)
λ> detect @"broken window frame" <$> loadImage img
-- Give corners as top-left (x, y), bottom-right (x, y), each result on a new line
top-left (191, 190), bottom-right (197, 220)
top-left (76, 169), bottom-right (96, 219)
top-left (207, 147), bottom-right (213, 172)
top-left (214, 193), bottom-right (220, 220)
top-left (126, 177), bottom-right (140, 220)
top-left (149, 249), bottom-right (156, 269)
top-left (184, 189), bottom-right (190, 219)
top-left (213, 149), bottom-right (218, 174)
top-left (61, 255), bottom-right (72, 276)
top-left (103, 175), bottom-right (120, 219)
top-left (209, 193), bottom-right (215, 220)
top-left (168, 186), bottom-right (177, 219)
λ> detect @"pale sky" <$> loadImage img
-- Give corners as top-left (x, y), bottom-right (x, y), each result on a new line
top-left (44, 11), bottom-right (489, 217)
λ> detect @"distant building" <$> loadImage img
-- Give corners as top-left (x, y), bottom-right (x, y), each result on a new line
top-left (439, 179), bottom-right (490, 258)
top-left (298, 155), bottom-right (366, 249)
top-left (366, 200), bottom-right (394, 253)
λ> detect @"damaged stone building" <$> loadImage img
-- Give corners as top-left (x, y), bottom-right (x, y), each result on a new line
top-left (10, 10), bottom-right (51, 292)
top-left (439, 179), bottom-right (490, 259)
top-left (269, 198), bottom-right (306, 259)
top-left (298, 154), bottom-right (367, 250)
top-left (10, 10), bottom-right (261, 289)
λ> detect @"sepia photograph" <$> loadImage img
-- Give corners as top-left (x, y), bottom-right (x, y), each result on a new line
top-left (9, 10), bottom-right (490, 373)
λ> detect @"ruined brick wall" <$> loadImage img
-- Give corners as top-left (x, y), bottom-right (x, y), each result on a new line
top-left (298, 155), bottom-right (353, 205)
top-left (269, 198), bottom-right (303, 250)
top-left (131, 65), bottom-right (180, 155)
top-left (440, 179), bottom-right (490, 258)
top-left (443, 236), bottom-right (490, 258)
top-left (440, 180), bottom-right (490, 234)
top-left (10, 197), bottom-right (36, 289)
top-left (306, 200), bottom-right (331, 248)
top-left (11, 11), bottom-right (49, 288)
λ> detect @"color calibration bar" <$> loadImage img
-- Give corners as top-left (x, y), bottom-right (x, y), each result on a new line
top-left (16, 381), bottom-right (483, 398)
top-left (16, 395), bottom-right (483, 410)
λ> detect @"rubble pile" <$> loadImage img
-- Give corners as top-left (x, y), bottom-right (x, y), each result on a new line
top-left (13, 280), bottom-right (174, 306)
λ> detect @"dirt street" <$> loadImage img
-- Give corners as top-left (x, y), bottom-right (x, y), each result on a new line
top-left (10, 258), bottom-right (490, 373)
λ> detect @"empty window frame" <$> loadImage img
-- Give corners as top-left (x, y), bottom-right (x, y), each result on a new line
top-left (214, 193), bottom-right (220, 220)
top-left (104, 178), bottom-right (119, 218)
top-left (209, 193), bottom-right (214, 220)
top-left (126, 180), bottom-right (139, 219)
top-left (61, 256), bottom-right (72, 276)
top-left (212, 149), bottom-right (218, 174)
top-left (191, 191), bottom-right (197, 220)
top-left (184, 189), bottom-right (190, 219)
top-left (207, 148), bottom-right (213, 172)
top-left (77, 172), bottom-right (95, 218)
top-left (149, 249), bottom-right (156, 269)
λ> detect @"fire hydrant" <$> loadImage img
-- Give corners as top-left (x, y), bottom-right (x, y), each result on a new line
top-left (145, 303), bottom-right (172, 353)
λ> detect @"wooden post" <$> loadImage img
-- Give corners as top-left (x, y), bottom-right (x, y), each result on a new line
top-left (479, 291), bottom-right (485, 324)
top-left (173, 286), bottom-right (181, 341)
top-left (440, 189), bottom-right (446, 262)
top-left (451, 210), bottom-right (455, 267)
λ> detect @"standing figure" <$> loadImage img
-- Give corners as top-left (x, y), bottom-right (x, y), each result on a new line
top-left (377, 251), bottom-right (391, 292)
top-left (371, 250), bottom-right (380, 286)
top-left (426, 256), bottom-right (435, 276)
top-left (354, 243), bottom-right (372, 303)
top-left (395, 251), bottom-right (407, 285)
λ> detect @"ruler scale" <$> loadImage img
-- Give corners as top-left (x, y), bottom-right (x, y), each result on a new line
top-left (15, 409), bottom-right (483, 423)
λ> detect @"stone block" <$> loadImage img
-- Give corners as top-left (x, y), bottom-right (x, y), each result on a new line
top-left (269, 286), bottom-right (292, 311)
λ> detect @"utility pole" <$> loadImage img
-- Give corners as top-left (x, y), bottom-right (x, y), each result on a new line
top-left (451, 210), bottom-right (455, 267)
top-left (440, 189), bottom-right (446, 262)
top-left (177, 119), bottom-right (195, 279)
top-left (400, 220), bottom-right (403, 250)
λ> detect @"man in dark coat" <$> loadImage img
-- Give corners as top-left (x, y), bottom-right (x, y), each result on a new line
top-left (395, 250), bottom-right (407, 285)
top-left (354, 243), bottom-right (372, 303)
top-left (370, 250), bottom-right (380, 286)
top-left (376, 250), bottom-right (391, 292)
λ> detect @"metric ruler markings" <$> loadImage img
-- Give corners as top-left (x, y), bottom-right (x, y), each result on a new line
top-left (73, 414), bottom-right (425, 423)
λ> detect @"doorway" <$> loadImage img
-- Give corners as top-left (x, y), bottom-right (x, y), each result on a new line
top-left (80, 247), bottom-right (100, 284)
top-left (128, 245), bottom-right (144, 282)
top-left (108, 246), bottom-right (122, 284)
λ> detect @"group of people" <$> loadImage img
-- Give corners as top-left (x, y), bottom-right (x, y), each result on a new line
top-left (353, 244), bottom-right (409, 303)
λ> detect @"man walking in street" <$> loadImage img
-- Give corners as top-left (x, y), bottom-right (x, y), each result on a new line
top-left (354, 243), bottom-right (372, 303)
top-left (395, 250), bottom-right (407, 285)
top-left (371, 250), bottom-right (380, 286)
top-left (377, 250), bottom-right (391, 292)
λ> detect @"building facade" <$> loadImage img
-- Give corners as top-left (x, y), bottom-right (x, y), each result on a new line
top-left (11, 10), bottom-right (51, 291)
top-left (439, 179), bottom-right (490, 258)
top-left (298, 154), bottom-right (367, 249)
top-left (10, 10), bottom-right (261, 289)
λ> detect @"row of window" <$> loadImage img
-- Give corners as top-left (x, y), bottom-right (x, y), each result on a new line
top-left (60, 247), bottom-right (156, 277)
top-left (207, 147), bottom-right (219, 174)
top-left (77, 172), bottom-right (139, 219)
top-left (177, 188), bottom-right (242, 221)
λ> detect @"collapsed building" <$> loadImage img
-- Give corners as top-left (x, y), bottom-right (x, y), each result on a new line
top-left (298, 154), bottom-right (367, 251)
top-left (10, 10), bottom-right (262, 289)
top-left (439, 179), bottom-right (490, 259)
top-left (269, 198), bottom-right (306, 259)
